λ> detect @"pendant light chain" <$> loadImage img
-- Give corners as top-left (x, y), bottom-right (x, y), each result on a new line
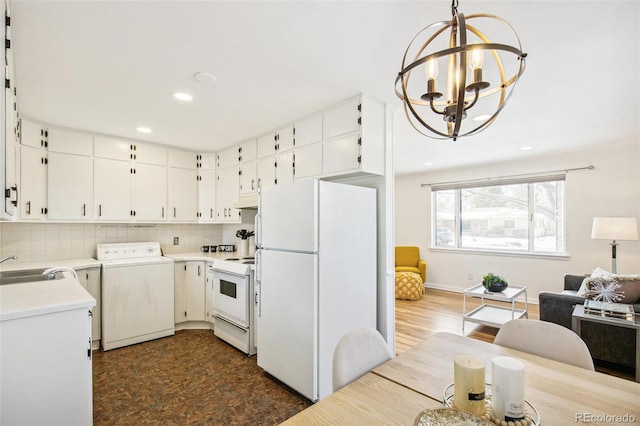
top-left (451, 0), bottom-right (459, 17)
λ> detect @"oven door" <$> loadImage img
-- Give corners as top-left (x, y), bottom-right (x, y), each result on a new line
top-left (212, 269), bottom-right (249, 328)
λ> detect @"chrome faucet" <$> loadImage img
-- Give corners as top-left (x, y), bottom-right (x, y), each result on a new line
top-left (0, 255), bottom-right (17, 264)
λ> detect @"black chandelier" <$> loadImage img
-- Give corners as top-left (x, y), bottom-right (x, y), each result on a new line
top-left (395, 0), bottom-right (527, 141)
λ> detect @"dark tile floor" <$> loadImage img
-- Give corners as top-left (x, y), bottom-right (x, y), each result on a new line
top-left (93, 330), bottom-right (312, 425)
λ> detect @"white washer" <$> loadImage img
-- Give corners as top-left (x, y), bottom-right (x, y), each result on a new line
top-left (97, 242), bottom-right (175, 351)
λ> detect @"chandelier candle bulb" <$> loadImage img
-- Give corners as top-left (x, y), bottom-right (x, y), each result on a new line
top-left (453, 355), bottom-right (486, 416)
top-left (491, 356), bottom-right (525, 422)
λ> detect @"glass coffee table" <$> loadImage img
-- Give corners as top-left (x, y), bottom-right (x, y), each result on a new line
top-left (462, 284), bottom-right (528, 333)
top-left (572, 303), bottom-right (640, 382)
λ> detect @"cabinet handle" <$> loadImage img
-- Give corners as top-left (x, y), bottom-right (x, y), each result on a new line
top-left (210, 208), bottom-right (213, 218)
top-left (173, 207), bottom-right (176, 218)
top-left (162, 207), bottom-right (165, 218)
top-left (82, 203), bottom-right (86, 217)
top-left (251, 179), bottom-right (255, 190)
top-left (26, 200), bottom-right (31, 215)
top-left (198, 265), bottom-right (201, 276)
top-left (98, 204), bottom-right (102, 217)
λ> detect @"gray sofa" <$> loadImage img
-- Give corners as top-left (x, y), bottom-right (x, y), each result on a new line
top-left (539, 274), bottom-right (640, 368)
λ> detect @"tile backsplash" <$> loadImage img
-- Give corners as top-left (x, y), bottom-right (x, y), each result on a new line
top-left (0, 221), bottom-right (255, 264)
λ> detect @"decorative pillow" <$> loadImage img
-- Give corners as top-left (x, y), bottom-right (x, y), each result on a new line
top-left (578, 273), bottom-right (640, 304)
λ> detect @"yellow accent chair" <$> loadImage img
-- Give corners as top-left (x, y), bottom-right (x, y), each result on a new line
top-left (395, 246), bottom-right (427, 282)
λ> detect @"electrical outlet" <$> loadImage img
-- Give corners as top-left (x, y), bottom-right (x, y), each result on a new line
top-left (467, 273), bottom-right (474, 281)
top-left (173, 237), bottom-right (179, 245)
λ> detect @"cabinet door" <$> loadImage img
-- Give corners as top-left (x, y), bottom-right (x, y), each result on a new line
top-left (216, 165), bottom-right (240, 222)
top-left (199, 153), bottom-right (217, 170)
top-left (186, 262), bottom-right (206, 322)
top-left (239, 139), bottom-right (257, 163)
top-left (94, 158), bottom-right (132, 221)
top-left (19, 145), bottom-right (47, 220)
top-left (134, 163), bottom-right (167, 221)
top-left (240, 160), bottom-right (258, 196)
top-left (48, 152), bottom-right (93, 220)
top-left (174, 262), bottom-right (187, 324)
top-left (217, 145), bottom-right (239, 169)
top-left (205, 263), bottom-right (215, 324)
top-left (94, 136), bottom-right (131, 161)
top-left (48, 128), bottom-right (92, 156)
top-left (168, 167), bottom-right (197, 221)
top-left (293, 143), bottom-right (322, 180)
top-left (20, 118), bottom-right (47, 149)
top-left (257, 133), bottom-right (277, 158)
top-left (294, 114), bottom-right (322, 147)
top-left (198, 169), bottom-right (216, 222)
top-left (276, 125), bottom-right (294, 152)
top-left (134, 142), bottom-right (167, 166)
top-left (77, 268), bottom-right (101, 346)
top-left (257, 156), bottom-right (276, 189)
top-left (168, 148), bottom-right (196, 169)
top-left (322, 134), bottom-right (360, 176)
top-left (276, 150), bottom-right (294, 185)
top-left (323, 97), bottom-right (361, 140)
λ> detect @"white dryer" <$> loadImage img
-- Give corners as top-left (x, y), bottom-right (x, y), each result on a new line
top-left (97, 242), bottom-right (175, 351)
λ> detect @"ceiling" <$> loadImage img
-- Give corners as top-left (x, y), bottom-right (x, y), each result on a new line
top-left (10, 1), bottom-right (640, 175)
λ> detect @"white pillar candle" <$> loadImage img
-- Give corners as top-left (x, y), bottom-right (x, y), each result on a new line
top-left (492, 356), bottom-right (525, 421)
top-left (454, 355), bottom-right (486, 416)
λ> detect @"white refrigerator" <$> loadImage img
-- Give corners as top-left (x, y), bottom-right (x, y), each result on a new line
top-left (255, 178), bottom-right (377, 401)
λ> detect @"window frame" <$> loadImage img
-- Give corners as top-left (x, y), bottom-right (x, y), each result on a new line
top-left (431, 176), bottom-right (567, 257)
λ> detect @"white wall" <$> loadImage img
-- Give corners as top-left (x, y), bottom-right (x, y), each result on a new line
top-left (395, 138), bottom-right (640, 302)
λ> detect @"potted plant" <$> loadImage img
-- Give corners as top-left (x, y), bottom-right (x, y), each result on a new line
top-left (482, 273), bottom-right (508, 292)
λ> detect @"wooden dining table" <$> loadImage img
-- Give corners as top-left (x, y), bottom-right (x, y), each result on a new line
top-left (282, 332), bottom-right (640, 425)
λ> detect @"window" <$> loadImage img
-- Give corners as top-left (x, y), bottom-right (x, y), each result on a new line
top-left (432, 176), bottom-right (565, 254)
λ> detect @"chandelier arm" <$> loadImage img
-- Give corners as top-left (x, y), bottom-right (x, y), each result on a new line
top-left (429, 98), bottom-right (445, 115)
top-left (403, 102), bottom-right (451, 139)
top-left (400, 68), bottom-right (450, 138)
top-left (462, 88), bottom-right (480, 111)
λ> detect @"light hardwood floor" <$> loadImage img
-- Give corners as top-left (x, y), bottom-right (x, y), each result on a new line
top-left (395, 287), bottom-right (538, 355)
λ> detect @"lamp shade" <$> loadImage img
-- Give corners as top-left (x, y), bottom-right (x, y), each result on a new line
top-left (591, 217), bottom-right (639, 241)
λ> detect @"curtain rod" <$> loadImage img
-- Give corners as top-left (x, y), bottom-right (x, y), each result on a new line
top-left (420, 165), bottom-right (594, 188)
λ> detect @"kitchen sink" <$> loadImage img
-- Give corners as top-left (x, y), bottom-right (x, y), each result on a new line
top-left (0, 268), bottom-right (62, 286)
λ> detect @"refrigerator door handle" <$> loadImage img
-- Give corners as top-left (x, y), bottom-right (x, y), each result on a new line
top-left (255, 212), bottom-right (262, 248)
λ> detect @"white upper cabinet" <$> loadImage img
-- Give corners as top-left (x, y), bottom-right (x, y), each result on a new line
top-left (276, 125), bottom-right (294, 152)
top-left (48, 152), bottom-right (93, 220)
top-left (93, 136), bottom-right (131, 161)
top-left (322, 97), bottom-right (360, 140)
top-left (199, 153), bottom-right (216, 170)
top-left (133, 163), bottom-right (167, 221)
top-left (198, 169), bottom-right (216, 222)
top-left (216, 165), bottom-right (240, 223)
top-left (168, 167), bottom-right (197, 221)
top-left (240, 159), bottom-right (258, 196)
top-left (168, 148), bottom-right (196, 169)
top-left (20, 118), bottom-right (47, 149)
top-left (276, 150), bottom-right (294, 186)
top-left (48, 128), bottom-right (92, 156)
top-left (134, 142), bottom-right (167, 166)
top-left (19, 145), bottom-right (47, 220)
top-left (257, 133), bottom-right (277, 158)
top-left (257, 156), bottom-right (276, 190)
top-left (293, 143), bottom-right (322, 180)
top-left (239, 139), bottom-right (257, 163)
top-left (217, 145), bottom-right (239, 168)
top-left (94, 158), bottom-right (132, 221)
top-left (293, 114), bottom-right (322, 147)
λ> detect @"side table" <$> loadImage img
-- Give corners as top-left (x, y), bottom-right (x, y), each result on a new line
top-left (462, 284), bottom-right (528, 333)
top-left (572, 304), bottom-right (640, 382)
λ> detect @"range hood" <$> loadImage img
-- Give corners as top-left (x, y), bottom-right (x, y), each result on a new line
top-left (233, 195), bottom-right (258, 209)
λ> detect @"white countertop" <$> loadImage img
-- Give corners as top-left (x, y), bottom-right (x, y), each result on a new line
top-left (0, 273), bottom-right (96, 322)
top-left (0, 258), bottom-right (101, 273)
top-left (164, 251), bottom-right (256, 262)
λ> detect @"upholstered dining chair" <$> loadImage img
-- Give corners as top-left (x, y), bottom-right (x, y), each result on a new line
top-left (332, 328), bottom-right (392, 392)
top-left (494, 319), bottom-right (595, 370)
top-left (395, 246), bottom-right (427, 282)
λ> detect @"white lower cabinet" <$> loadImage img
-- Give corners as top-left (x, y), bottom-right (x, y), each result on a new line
top-left (76, 266), bottom-right (101, 349)
top-left (174, 261), bottom-right (206, 324)
top-left (205, 262), bottom-right (215, 325)
top-left (0, 306), bottom-right (93, 425)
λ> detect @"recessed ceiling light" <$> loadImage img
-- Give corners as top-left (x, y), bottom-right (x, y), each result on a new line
top-left (194, 72), bottom-right (217, 84)
top-left (173, 92), bottom-right (193, 102)
top-left (136, 127), bottom-right (152, 134)
top-left (424, 162), bottom-right (433, 166)
top-left (520, 146), bottom-right (533, 151)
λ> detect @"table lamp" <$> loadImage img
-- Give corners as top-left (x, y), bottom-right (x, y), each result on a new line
top-left (591, 217), bottom-right (638, 273)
